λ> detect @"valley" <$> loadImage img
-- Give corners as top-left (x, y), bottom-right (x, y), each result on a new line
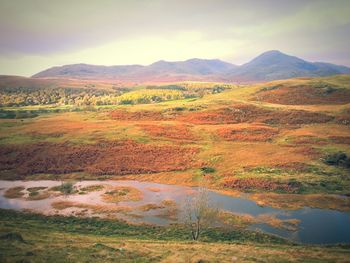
top-left (1, 74), bottom-right (350, 262)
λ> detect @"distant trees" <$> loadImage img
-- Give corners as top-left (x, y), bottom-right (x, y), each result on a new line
top-left (0, 83), bottom-right (236, 107)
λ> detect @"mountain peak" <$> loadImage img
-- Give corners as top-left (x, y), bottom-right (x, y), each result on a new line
top-left (260, 50), bottom-right (284, 56)
top-left (32, 52), bottom-right (350, 82)
top-left (252, 50), bottom-right (292, 61)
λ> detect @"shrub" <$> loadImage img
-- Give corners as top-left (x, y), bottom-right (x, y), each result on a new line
top-left (52, 182), bottom-right (75, 195)
top-left (323, 152), bottom-right (350, 168)
top-left (200, 167), bottom-right (216, 174)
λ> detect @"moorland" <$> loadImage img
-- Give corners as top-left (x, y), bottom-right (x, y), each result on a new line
top-left (1, 73), bottom-right (350, 262)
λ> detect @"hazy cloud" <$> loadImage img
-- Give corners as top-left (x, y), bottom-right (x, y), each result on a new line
top-left (0, 0), bottom-right (349, 76)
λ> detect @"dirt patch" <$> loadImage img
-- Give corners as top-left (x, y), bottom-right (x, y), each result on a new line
top-left (0, 140), bottom-right (199, 177)
top-left (223, 178), bottom-right (299, 193)
top-left (110, 110), bottom-right (168, 121)
top-left (139, 124), bottom-right (197, 141)
top-left (217, 125), bottom-right (279, 142)
top-left (252, 85), bottom-right (350, 105)
top-left (179, 104), bottom-right (333, 125)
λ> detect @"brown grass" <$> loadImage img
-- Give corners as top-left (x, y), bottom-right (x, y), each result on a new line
top-left (218, 211), bottom-right (255, 228)
top-left (0, 140), bottom-right (200, 176)
top-left (102, 186), bottom-right (143, 203)
top-left (217, 124), bottom-right (279, 142)
top-left (251, 193), bottom-right (350, 211)
top-left (252, 85), bottom-right (350, 105)
top-left (255, 214), bottom-right (300, 232)
top-left (51, 200), bottom-right (132, 214)
top-left (27, 191), bottom-right (51, 201)
top-left (222, 177), bottom-right (299, 193)
top-left (138, 203), bottom-right (165, 211)
top-left (138, 123), bottom-right (197, 141)
top-left (178, 104), bottom-right (333, 125)
top-left (329, 136), bottom-right (350, 145)
top-left (4, 186), bottom-right (25, 199)
top-left (154, 199), bottom-right (178, 220)
top-left (110, 110), bottom-right (168, 121)
top-left (27, 187), bottom-right (48, 192)
top-left (79, 184), bottom-right (105, 192)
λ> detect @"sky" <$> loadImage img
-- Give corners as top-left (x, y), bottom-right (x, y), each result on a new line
top-left (0, 0), bottom-right (349, 76)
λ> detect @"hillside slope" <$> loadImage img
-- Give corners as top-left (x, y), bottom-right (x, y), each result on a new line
top-left (31, 51), bottom-right (350, 82)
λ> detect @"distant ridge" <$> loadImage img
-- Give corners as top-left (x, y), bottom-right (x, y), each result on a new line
top-left (32, 51), bottom-right (350, 82)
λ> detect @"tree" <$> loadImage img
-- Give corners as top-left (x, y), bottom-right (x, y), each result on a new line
top-left (184, 187), bottom-right (218, 241)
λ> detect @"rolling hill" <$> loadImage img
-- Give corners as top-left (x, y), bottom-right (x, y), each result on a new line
top-left (31, 50), bottom-right (350, 83)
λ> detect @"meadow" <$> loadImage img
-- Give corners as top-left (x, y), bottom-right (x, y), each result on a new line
top-left (0, 75), bottom-right (350, 261)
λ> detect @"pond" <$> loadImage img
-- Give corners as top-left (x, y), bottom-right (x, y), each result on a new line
top-left (0, 180), bottom-right (349, 244)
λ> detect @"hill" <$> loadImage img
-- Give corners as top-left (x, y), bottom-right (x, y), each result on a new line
top-left (1, 75), bottom-right (350, 261)
top-left (31, 51), bottom-right (350, 83)
top-left (32, 59), bottom-right (237, 82)
top-left (228, 50), bottom-right (350, 82)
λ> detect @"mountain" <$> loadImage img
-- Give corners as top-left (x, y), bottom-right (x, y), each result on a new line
top-left (32, 59), bottom-right (237, 82)
top-left (31, 51), bottom-right (350, 82)
top-left (227, 50), bottom-right (350, 82)
top-left (32, 64), bottom-right (144, 79)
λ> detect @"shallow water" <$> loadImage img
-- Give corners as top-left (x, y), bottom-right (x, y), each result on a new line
top-left (0, 180), bottom-right (349, 244)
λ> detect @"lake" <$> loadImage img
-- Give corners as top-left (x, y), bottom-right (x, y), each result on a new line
top-left (0, 180), bottom-right (349, 244)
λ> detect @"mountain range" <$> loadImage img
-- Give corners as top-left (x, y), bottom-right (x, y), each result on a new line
top-left (32, 50), bottom-right (350, 83)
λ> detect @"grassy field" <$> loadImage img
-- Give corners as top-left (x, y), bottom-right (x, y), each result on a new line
top-left (1, 76), bottom-right (349, 199)
top-left (1, 209), bottom-right (350, 262)
top-left (1, 75), bottom-right (350, 261)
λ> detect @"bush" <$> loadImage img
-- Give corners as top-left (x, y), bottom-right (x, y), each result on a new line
top-left (200, 167), bottom-right (216, 174)
top-left (52, 182), bottom-right (75, 195)
top-left (323, 152), bottom-right (350, 168)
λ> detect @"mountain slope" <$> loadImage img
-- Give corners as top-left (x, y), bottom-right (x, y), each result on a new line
top-left (228, 50), bottom-right (350, 82)
top-left (32, 59), bottom-right (237, 82)
top-left (31, 51), bottom-right (350, 82)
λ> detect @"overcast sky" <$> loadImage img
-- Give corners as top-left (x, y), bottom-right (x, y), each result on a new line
top-left (0, 0), bottom-right (349, 76)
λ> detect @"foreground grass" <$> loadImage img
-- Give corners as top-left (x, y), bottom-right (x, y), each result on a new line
top-left (1, 210), bottom-right (350, 262)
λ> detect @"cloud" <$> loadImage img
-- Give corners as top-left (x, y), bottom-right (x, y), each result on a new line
top-left (0, 0), bottom-right (349, 76)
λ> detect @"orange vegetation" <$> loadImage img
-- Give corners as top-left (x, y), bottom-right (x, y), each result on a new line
top-left (217, 124), bottom-right (279, 142)
top-left (138, 123), bottom-right (197, 141)
top-left (178, 104), bottom-right (333, 125)
top-left (102, 186), bottom-right (143, 202)
top-left (110, 110), bottom-right (168, 121)
top-left (329, 136), bottom-right (350, 145)
top-left (51, 200), bottom-right (132, 214)
top-left (222, 177), bottom-right (299, 193)
top-left (252, 85), bottom-right (350, 105)
top-left (0, 140), bottom-right (199, 177)
top-left (251, 193), bottom-right (350, 211)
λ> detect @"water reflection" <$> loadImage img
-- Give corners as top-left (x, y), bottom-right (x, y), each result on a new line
top-left (0, 180), bottom-right (349, 244)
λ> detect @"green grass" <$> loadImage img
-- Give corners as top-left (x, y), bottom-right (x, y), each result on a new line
top-left (0, 209), bottom-right (286, 244)
top-left (1, 209), bottom-right (350, 262)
